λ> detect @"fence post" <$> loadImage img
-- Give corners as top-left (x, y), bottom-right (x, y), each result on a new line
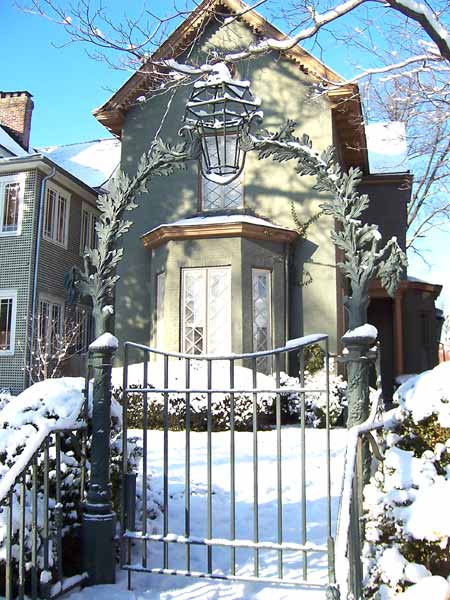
top-left (82, 333), bottom-right (118, 585)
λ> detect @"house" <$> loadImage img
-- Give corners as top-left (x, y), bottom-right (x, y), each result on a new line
top-left (0, 90), bottom-right (120, 394)
top-left (94, 0), bottom-right (438, 397)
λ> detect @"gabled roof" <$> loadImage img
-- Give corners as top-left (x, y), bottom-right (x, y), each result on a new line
top-left (93, 0), bottom-right (368, 172)
top-left (0, 125), bottom-right (31, 158)
top-left (38, 138), bottom-right (121, 189)
top-left (93, 0), bottom-right (343, 134)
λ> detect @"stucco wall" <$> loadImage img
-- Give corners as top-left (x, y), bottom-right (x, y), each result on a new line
top-left (116, 18), bottom-right (338, 357)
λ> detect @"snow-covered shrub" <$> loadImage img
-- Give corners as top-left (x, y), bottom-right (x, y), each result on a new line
top-left (0, 390), bottom-right (13, 411)
top-left (0, 377), bottom-right (140, 592)
top-left (363, 362), bottom-right (450, 599)
top-left (112, 358), bottom-right (347, 431)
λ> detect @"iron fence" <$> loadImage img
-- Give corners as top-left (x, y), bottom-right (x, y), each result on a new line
top-left (120, 335), bottom-right (339, 593)
top-left (0, 422), bottom-right (88, 600)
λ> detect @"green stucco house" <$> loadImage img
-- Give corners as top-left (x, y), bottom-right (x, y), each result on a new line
top-left (67, 1), bottom-right (445, 396)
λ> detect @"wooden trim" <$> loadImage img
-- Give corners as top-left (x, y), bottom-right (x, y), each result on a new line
top-left (394, 291), bottom-right (404, 376)
top-left (142, 221), bottom-right (298, 249)
top-left (369, 279), bottom-right (442, 299)
top-left (93, 0), bottom-right (344, 136)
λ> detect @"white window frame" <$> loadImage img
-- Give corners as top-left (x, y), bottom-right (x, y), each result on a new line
top-left (0, 289), bottom-right (17, 356)
top-left (181, 266), bottom-right (231, 355)
top-left (43, 183), bottom-right (70, 248)
top-left (37, 295), bottom-right (64, 353)
top-left (0, 174), bottom-right (25, 237)
top-left (80, 202), bottom-right (98, 256)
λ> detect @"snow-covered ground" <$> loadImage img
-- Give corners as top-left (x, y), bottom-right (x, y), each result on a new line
top-left (72, 427), bottom-right (349, 599)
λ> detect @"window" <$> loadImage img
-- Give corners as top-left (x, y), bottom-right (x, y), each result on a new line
top-left (38, 297), bottom-right (63, 353)
top-left (0, 175), bottom-right (24, 235)
top-left (252, 269), bottom-right (272, 371)
top-left (182, 267), bottom-right (231, 354)
top-left (156, 272), bottom-right (166, 349)
top-left (80, 203), bottom-right (98, 255)
top-left (0, 290), bottom-right (17, 355)
top-left (202, 135), bottom-right (243, 211)
top-left (43, 185), bottom-right (70, 246)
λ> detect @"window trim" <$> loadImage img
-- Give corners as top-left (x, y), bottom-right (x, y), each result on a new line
top-left (156, 271), bottom-right (166, 349)
top-left (43, 182), bottom-right (71, 248)
top-left (0, 289), bottom-right (18, 356)
top-left (0, 174), bottom-right (25, 237)
top-left (80, 202), bottom-right (98, 256)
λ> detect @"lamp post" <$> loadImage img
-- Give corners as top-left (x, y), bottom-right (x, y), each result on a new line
top-left (183, 62), bottom-right (261, 185)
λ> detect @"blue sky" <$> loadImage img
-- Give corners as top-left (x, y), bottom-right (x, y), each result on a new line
top-left (2, 0), bottom-right (448, 309)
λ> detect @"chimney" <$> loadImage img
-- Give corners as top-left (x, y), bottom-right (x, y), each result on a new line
top-left (0, 91), bottom-right (34, 151)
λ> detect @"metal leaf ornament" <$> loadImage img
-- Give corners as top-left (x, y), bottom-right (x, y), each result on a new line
top-left (65, 135), bottom-right (200, 337)
top-left (245, 121), bottom-right (407, 330)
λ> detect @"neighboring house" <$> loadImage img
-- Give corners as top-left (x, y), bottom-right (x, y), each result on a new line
top-left (0, 90), bottom-right (120, 393)
top-left (95, 0), bottom-right (438, 397)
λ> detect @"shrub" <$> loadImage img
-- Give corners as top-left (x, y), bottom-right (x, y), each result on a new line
top-left (363, 362), bottom-right (450, 599)
top-left (113, 359), bottom-right (347, 431)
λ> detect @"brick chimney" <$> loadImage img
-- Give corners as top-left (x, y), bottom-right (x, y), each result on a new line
top-left (0, 91), bottom-right (34, 151)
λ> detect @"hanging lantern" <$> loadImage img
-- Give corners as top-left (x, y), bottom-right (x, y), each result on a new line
top-left (184, 63), bottom-right (261, 185)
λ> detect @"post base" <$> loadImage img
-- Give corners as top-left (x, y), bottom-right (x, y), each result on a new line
top-left (82, 511), bottom-right (116, 585)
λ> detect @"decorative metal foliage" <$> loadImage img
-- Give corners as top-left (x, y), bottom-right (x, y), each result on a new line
top-left (66, 136), bottom-right (200, 336)
top-left (243, 120), bottom-right (408, 330)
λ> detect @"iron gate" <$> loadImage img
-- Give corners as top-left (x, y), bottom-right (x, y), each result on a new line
top-left (120, 335), bottom-right (338, 592)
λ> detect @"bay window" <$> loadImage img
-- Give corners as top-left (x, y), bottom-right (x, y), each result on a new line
top-left (181, 267), bottom-right (231, 354)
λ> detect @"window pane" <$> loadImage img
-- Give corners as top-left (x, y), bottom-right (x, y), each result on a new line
top-left (207, 268), bottom-right (231, 354)
top-left (183, 270), bottom-right (206, 354)
top-left (44, 189), bottom-right (55, 238)
top-left (56, 195), bottom-right (66, 244)
top-left (252, 269), bottom-right (272, 373)
top-left (156, 272), bottom-right (166, 349)
top-left (2, 182), bottom-right (20, 232)
top-left (202, 135), bottom-right (243, 211)
top-left (182, 267), bottom-right (231, 355)
top-left (0, 298), bottom-right (13, 351)
top-left (81, 209), bottom-right (89, 253)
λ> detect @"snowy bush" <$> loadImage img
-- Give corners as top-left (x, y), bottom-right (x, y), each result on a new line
top-left (363, 362), bottom-right (450, 599)
top-left (112, 358), bottom-right (347, 431)
top-left (0, 377), bottom-right (141, 592)
top-left (0, 390), bottom-right (13, 411)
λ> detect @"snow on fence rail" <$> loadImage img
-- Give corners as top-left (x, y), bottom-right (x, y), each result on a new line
top-left (0, 378), bottom-right (90, 600)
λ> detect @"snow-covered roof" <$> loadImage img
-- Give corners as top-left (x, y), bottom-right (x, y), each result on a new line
top-left (365, 122), bottom-right (409, 174)
top-left (38, 138), bottom-right (120, 188)
top-left (0, 126), bottom-right (30, 158)
top-left (144, 214), bottom-right (292, 237)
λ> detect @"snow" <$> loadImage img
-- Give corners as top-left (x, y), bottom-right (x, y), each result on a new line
top-left (89, 332), bottom-right (119, 352)
top-left (395, 576), bottom-right (450, 599)
top-left (0, 125), bottom-right (30, 157)
top-left (365, 122), bottom-right (409, 174)
top-left (39, 138), bottom-right (120, 188)
top-left (343, 323), bottom-right (378, 340)
top-left (143, 214), bottom-right (293, 238)
top-left (0, 378), bottom-right (87, 502)
top-left (394, 361), bottom-right (450, 426)
top-left (66, 426), bottom-right (348, 600)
